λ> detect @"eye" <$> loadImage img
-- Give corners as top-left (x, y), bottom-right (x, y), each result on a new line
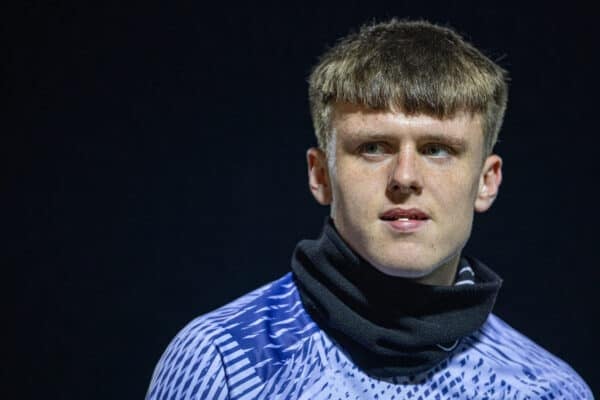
top-left (359, 142), bottom-right (387, 155)
top-left (422, 144), bottom-right (452, 158)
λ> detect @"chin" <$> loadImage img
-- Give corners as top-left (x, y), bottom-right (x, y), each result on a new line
top-left (373, 263), bottom-right (437, 278)
top-left (368, 255), bottom-right (440, 278)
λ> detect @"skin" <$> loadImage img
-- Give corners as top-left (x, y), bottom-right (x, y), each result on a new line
top-left (307, 102), bottom-right (502, 286)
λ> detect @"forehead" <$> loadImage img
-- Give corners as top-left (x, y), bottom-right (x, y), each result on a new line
top-left (331, 102), bottom-right (483, 145)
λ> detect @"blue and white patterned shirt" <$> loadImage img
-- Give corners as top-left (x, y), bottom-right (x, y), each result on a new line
top-left (146, 273), bottom-right (593, 399)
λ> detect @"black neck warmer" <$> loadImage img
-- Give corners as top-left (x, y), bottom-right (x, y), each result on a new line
top-left (291, 218), bottom-right (503, 378)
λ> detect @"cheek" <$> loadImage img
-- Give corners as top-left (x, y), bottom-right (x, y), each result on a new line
top-left (429, 170), bottom-right (479, 212)
top-left (332, 164), bottom-right (384, 211)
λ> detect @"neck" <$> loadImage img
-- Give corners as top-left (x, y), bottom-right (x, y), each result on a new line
top-left (290, 217), bottom-right (503, 377)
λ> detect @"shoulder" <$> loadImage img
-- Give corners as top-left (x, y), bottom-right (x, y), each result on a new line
top-left (146, 318), bottom-right (228, 400)
top-left (146, 273), bottom-right (322, 400)
top-left (459, 313), bottom-right (593, 399)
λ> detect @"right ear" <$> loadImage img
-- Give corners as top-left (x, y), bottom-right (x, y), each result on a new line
top-left (306, 147), bottom-right (332, 205)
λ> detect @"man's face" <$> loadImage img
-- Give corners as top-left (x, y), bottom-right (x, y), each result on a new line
top-left (307, 103), bottom-right (502, 285)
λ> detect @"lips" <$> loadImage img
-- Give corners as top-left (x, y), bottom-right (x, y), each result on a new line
top-left (380, 208), bottom-right (430, 233)
top-left (379, 208), bottom-right (430, 221)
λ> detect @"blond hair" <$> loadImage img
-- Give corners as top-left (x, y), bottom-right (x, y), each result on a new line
top-left (308, 19), bottom-right (508, 156)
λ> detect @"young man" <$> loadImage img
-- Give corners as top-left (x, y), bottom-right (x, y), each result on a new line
top-left (146, 20), bottom-right (593, 399)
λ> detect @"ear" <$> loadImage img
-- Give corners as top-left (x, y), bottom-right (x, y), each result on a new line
top-left (306, 147), bottom-right (332, 205)
top-left (475, 154), bottom-right (503, 213)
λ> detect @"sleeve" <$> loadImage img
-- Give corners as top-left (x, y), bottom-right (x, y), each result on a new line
top-left (145, 322), bottom-right (230, 400)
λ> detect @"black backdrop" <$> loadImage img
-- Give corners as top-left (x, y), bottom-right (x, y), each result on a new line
top-left (6, 1), bottom-right (599, 398)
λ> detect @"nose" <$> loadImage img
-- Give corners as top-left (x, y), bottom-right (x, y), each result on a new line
top-left (387, 147), bottom-right (423, 195)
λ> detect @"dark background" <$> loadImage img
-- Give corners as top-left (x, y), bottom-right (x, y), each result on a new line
top-left (6, 1), bottom-right (598, 398)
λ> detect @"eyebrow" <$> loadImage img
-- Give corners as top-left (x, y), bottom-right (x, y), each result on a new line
top-left (418, 134), bottom-right (468, 149)
top-left (344, 131), bottom-right (469, 149)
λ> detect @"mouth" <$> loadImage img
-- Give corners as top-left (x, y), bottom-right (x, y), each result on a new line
top-left (379, 208), bottom-right (430, 221)
top-left (379, 208), bottom-right (430, 233)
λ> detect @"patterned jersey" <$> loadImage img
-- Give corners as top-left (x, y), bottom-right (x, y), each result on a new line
top-left (146, 273), bottom-right (593, 400)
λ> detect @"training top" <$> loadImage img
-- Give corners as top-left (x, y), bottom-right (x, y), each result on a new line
top-left (146, 272), bottom-right (593, 400)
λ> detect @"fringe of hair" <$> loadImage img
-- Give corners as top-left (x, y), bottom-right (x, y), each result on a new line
top-left (308, 19), bottom-right (509, 156)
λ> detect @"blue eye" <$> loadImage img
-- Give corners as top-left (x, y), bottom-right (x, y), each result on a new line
top-left (423, 144), bottom-right (451, 157)
top-left (360, 143), bottom-right (386, 154)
